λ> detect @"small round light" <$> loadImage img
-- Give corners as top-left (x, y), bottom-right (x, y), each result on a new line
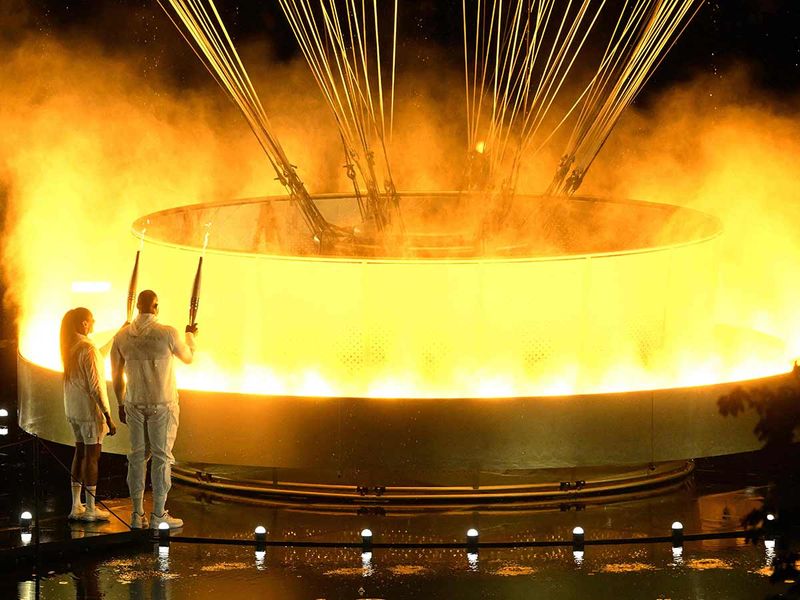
top-left (467, 528), bottom-right (479, 538)
top-left (360, 528), bottom-right (373, 551)
top-left (0, 408), bottom-right (8, 417)
top-left (572, 526), bottom-right (585, 551)
top-left (255, 525), bottom-right (267, 535)
top-left (20, 511), bottom-right (33, 529)
top-left (21, 532), bottom-right (32, 545)
top-left (157, 521), bottom-right (170, 546)
top-left (765, 539), bottom-right (776, 549)
top-left (671, 521), bottom-right (684, 548)
top-left (0, 427), bottom-right (8, 436)
top-left (766, 513), bottom-right (775, 521)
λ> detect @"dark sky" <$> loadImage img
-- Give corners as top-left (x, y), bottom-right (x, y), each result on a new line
top-left (11, 0), bottom-right (800, 99)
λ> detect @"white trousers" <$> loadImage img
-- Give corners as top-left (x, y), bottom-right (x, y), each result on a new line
top-left (125, 403), bottom-right (180, 502)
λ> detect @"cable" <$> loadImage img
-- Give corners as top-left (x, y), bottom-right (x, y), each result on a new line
top-left (34, 436), bottom-right (133, 530)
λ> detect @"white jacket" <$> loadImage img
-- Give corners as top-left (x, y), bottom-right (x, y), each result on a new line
top-left (64, 335), bottom-right (111, 422)
top-left (111, 313), bottom-right (195, 406)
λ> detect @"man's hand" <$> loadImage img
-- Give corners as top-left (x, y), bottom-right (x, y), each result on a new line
top-left (118, 405), bottom-right (127, 425)
top-left (105, 413), bottom-right (117, 436)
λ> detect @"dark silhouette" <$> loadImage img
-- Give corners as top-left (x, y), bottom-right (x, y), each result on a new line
top-left (719, 363), bottom-right (800, 599)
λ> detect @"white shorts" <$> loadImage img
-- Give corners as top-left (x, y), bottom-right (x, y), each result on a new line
top-left (69, 419), bottom-right (108, 445)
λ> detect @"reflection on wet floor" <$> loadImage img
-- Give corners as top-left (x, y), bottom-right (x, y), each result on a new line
top-left (8, 541), bottom-right (787, 600)
top-left (2, 461), bottom-right (792, 599)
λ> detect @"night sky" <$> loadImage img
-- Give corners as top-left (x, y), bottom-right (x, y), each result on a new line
top-left (7, 0), bottom-right (800, 99)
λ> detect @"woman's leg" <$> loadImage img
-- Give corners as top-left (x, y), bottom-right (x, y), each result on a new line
top-left (82, 443), bottom-right (102, 513)
top-left (70, 443), bottom-right (85, 511)
top-left (82, 443), bottom-right (102, 487)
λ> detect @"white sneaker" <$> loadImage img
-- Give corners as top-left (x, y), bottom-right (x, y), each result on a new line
top-left (80, 507), bottom-right (111, 522)
top-left (68, 505), bottom-right (86, 520)
top-left (130, 512), bottom-right (148, 529)
top-left (150, 511), bottom-right (183, 530)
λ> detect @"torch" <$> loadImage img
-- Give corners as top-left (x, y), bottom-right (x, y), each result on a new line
top-left (188, 223), bottom-right (211, 329)
top-left (188, 256), bottom-right (202, 328)
top-left (126, 251), bottom-right (141, 323)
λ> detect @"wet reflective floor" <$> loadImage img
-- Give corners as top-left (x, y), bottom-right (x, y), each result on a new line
top-left (5, 540), bottom-right (786, 599)
top-left (1, 471), bottom-right (794, 600)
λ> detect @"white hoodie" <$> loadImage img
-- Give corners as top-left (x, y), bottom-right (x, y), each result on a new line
top-left (111, 313), bottom-right (195, 406)
top-left (63, 335), bottom-right (111, 422)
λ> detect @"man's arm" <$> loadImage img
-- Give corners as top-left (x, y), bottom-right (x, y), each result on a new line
top-left (171, 326), bottom-right (197, 364)
top-left (110, 339), bottom-right (127, 425)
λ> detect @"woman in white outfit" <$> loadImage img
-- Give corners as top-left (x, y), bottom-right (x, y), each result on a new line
top-left (60, 307), bottom-right (117, 521)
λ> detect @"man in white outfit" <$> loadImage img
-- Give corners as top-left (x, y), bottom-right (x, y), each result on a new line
top-left (111, 290), bottom-right (196, 529)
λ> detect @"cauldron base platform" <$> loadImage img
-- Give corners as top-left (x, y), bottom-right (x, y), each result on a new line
top-left (171, 460), bottom-right (695, 508)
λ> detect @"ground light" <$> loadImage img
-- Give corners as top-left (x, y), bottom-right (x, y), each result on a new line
top-left (254, 525), bottom-right (267, 552)
top-left (572, 526), bottom-right (585, 551)
top-left (361, 528), bottom-right (373, 552)
top-left (671, 521), bottom-right (684, 548)
top-left (765, 513), bottom-right (777, 540)
top-left (158, 522), bottom-right (170, 547)
top-left (466, 528), bottom-right (479, 548)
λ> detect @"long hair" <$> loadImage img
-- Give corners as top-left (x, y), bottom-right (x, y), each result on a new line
top-left (60, 307), bottom-right (91, 381)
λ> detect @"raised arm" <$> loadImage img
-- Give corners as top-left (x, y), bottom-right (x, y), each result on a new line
top-left (171, 326), bottom-right (197, 365)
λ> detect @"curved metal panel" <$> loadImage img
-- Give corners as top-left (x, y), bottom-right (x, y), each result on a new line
top-left (19, 353), bottom-right (777, 483)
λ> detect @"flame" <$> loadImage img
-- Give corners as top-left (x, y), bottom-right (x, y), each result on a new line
top-left (475, 141), bottom-right (486, 154)
top-left (3, 41), bottom-right (800, 399)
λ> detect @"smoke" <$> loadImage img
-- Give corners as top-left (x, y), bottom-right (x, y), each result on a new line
top-left (586, 67), bottom-right (800, 353)
top-left (2, 13), bottom-right (799, 393)
top-left (0, 34), bottom-right (252, 331)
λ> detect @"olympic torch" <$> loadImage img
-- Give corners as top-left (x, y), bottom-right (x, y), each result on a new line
top-left (189, 223), bottom-right (210, 329)
top-left (126, 251), bottom-right (140, 323)
top-left (189, 256), bottom-right (202, 328)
